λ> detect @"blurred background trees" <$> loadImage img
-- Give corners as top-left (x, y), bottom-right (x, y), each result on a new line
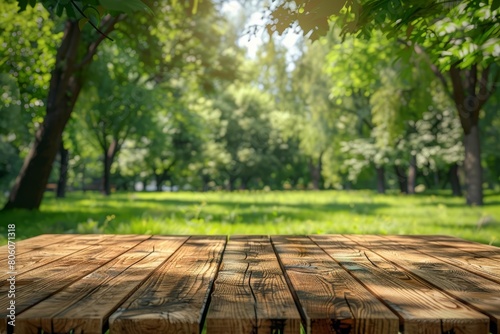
top-left (1, 0), bottom-right (498, 209)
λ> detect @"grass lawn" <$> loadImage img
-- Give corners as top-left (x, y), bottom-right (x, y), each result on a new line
top-left (1, 190), bottom-right (499, 246)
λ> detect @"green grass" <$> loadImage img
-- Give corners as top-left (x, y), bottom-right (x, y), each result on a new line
top-left (1, 190), bottom-right (499, 246)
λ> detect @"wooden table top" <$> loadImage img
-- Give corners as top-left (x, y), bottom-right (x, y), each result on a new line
top-left (1, 234), bottom-right (499, 334)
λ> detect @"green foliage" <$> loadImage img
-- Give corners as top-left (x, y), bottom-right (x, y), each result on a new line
top-left (0, 74), bottom-right (24, 191)
top-left (99, 0), bottom-right (151, 14)
top-left (481, 92), bottom-right (500, 185)
top-left (17, 0), bottom-right (152, 19)
top-left (268, 1), bottom-right (499, 75)
top-left (214, 83), bottom-right (282, 188)
top-left (2, 0), bottom-right (499, 204)
top-left (414, 2), bottom-right (499, 70)
top-left (0, 1), bottom-right (60, 132)
top-left (0, 1), bottom-right (61, 191)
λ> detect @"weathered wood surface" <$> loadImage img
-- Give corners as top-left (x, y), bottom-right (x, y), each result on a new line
top-left (206, 235), bottom-right (301, 333)
top-left (0, 234), bottom-right (71, 256)
top-left (272, 236), bottom-right (399, 334)
top-left (16, 236), bottom-right (188, 334)
top-left (109, 236), bottom-right (226, 334)
top-left (0, 234), bottom-right (151, 333)
top-left (347, 234), bottom-right (500, 334)
top-left (312, 235), bottom-right (490, 334)
top-left (380, 235), bottom-right (500, 284)
top-left (1, 234), bottom-right (499, 334)
top-left (0, 234), bottom-right (108, 280)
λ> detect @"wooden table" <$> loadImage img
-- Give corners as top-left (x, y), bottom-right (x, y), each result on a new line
top-left (1, 234), bottom-right (499, 334)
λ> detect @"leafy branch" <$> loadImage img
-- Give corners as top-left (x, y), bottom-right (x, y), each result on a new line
top-left (69, 0), bottom-right (113, 41)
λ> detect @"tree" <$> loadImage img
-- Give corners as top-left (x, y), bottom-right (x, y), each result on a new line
top-left (267, 0), bottom-right (499, 205)
top-left (290, 39), bottom-right (351, 190)
top-left (0, 74), bottom-right (25, 193)
top-left (324, 31), bottom-right (410, 193)
top-left (2, 8), bottom-right (124, 209)
top-left (481, 93), bottom-right (500, 189)
top-left (0, 1), bottom-right (60, 193)
top-left (3, 0), bottom-right (207, 209)
top-left (75, 41), bottom-right (156, 195)
top-left (213, 84), bottom-right (280, 190)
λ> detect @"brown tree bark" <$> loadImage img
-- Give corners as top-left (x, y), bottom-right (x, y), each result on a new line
top-left (449, 64), bottom-right (496, 206)
top-left (103, 139), bottom-right (119, 196)
top-left (414, 43), bottom-right (497, 206)
top-left (3, 22), bottom-right (81, 210)
top-left (308, 152), bottom-right (324, 190)
top-left (3, 16), bottom-right (122, 210)
top-left (56, 139), bottom-right (69, 198)
top-left (448, 163), bottom-right (462, 197)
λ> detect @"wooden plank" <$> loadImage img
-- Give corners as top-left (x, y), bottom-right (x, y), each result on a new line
top-left (311, 235), bottom-right (490, 334)
top-left (401, 235), bottom-right (500, 263)
top-left (271, 235), bottom-right (399, 334)
top-left (0, 234), bottom-right (128, 263)
top-left (16, 236), bottom-right (187, 334)
top-left (0, 234), bottom-right (111, 280)
top-left (0, 234), bottom-right (71, 256)
top-left (206, 235), bottom-right (301, 334)
top-left (109, 236), bottom-right (226, 334)
top-left (0, 234), bottom-right (150, 334)
top-left (345, 234), bottom-right (499, 334)
top-left (382, 235), bottom-right (500, 285)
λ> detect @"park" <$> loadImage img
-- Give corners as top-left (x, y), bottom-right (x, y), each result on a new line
top-left (1, 0), bottom-right (500, 333)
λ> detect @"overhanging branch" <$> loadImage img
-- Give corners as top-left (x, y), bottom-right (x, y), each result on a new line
top-left (409, 41), bottom-right (454, 100)
top-left (75, 14), bottom-right (126, 70)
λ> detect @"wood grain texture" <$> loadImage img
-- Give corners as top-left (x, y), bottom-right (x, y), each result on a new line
top-left (345, 235), bottom-right (497, 334)
top-left (0, 234), bottom-right (71, 257)
top-left (381, 235), bottom-right (500, 284)
top-left (272, 235), bottom-right (399, 334)
top-left (0, 234), bottom-right (150, 334)
top-left (312, 235), bottom-right (489, 334)
top-left (206, 235), bottom-right (301, 334)
top-left (16, 236), bottom-right (187, 334)
top-left (3, 234), bottom-right (500, 334)
top-left (404, 235), bottom-right (500, 263)
top-left (0, 234), bottom-right (109, 280)
top-left (109, 236), bottom-right (226, 334)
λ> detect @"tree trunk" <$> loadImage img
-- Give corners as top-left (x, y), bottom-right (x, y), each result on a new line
top-left (82, 164), bottom-right (87, 193)
top-left (449, 65), bottom-right (495, 206)
top-left (240, 176), bottom-right (251, 190)
top-left (394, 166), bottom-right (408, 194)
top-left (103, 155), bottom-right (112, 196)
top-left (3, 22), bottom-right (82, 210)
top-left (103, 139), bottom-right (118, 196)
top-left (463, 125), bottom-right (482, 204)
top-left (155, 173), bottom-right (163, 192)
top-left (228, 175), bottom-right (237, 191)
top-left (2, 16), bottom-right (121, 210)
top-left (56, 139), bottom-right (69, 198)
top-left (434, 171), bottom-right (440, 189)
top-left (153, 160), bottom-right (175, 192)
top-left (407, 155), bottom-right (417, 194)
top-left (376, 166), bottom-right (386, 194)
top-left (201, 175), bottom-right (210, 192)
top-left (448, 163), bottom-right (462, 197)
top-left (309, 152), bottom-right (323, 190)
